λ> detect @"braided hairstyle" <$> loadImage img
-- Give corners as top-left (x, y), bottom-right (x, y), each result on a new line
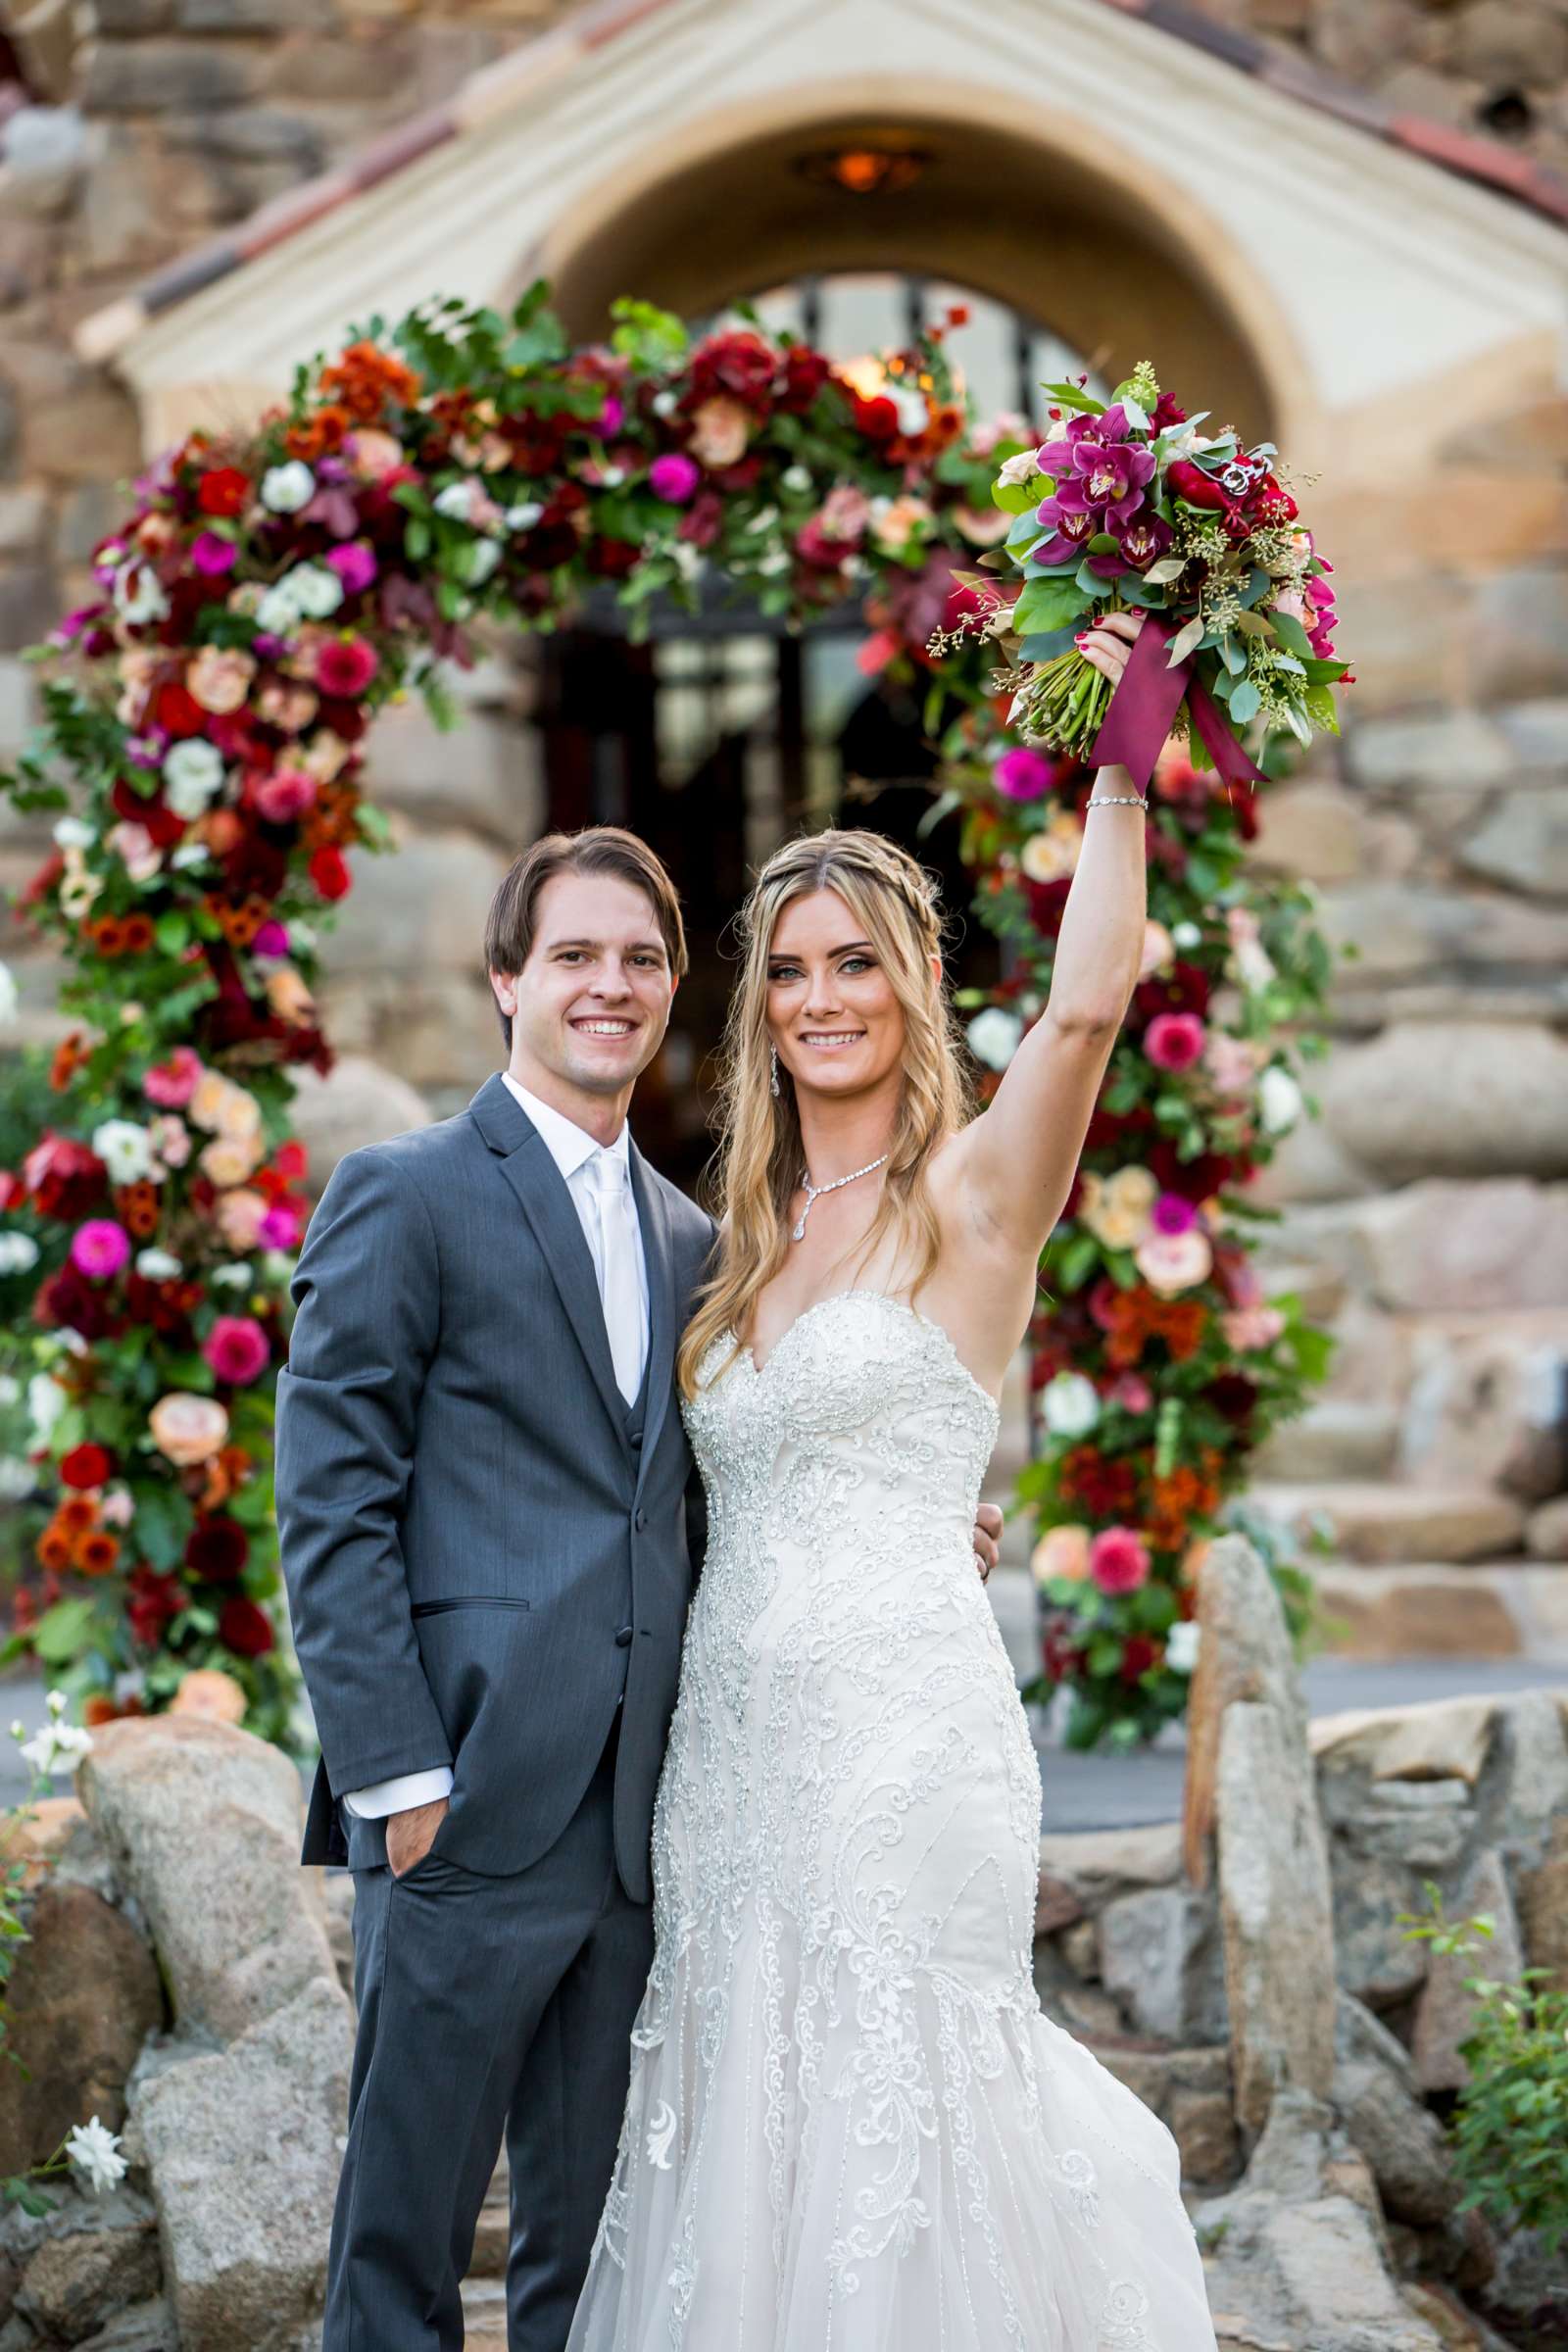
top-left (677, 828), bottom-right (973, 1397)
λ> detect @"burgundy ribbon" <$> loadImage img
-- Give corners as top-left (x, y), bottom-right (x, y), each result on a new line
top-left (1088, 613), bottom-right (1265, 792)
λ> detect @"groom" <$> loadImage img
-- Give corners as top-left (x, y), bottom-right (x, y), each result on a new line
top-left (276, 823), bottom-right (1002, 2352)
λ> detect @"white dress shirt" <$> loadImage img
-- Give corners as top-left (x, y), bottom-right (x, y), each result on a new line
top-left (342, 1073), bottom-right (651, 1824)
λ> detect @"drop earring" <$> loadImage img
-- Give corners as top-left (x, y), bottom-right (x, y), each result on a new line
top-left (770, 1046), bottom-right (781, 1099)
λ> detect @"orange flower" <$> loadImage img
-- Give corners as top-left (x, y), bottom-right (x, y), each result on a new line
top-left (319, 340), bottom-right (421, 423)
top-left (74, 1530), bottom-right (121, 1577)
top-left (86, 915), bottom-right (127, 957)
top-left (50, 1032), bottom-right (88, 1092)
top-left (121, 913), bottom-right (155, 955)
top-left (82, 1693), bottom-right (121, 1727)
top-left (115, 1180), bottom-right (163, 1240)
top-left (57, 1495), bottom-right (97, 1535)
top-left (284, 404), bottom-right (350, 461)
top-left (36, 1524), bottom-right (74, 1572)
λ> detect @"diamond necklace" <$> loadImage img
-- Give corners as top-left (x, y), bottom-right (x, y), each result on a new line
top-left (791, 1152), bottom-right (889, 1244)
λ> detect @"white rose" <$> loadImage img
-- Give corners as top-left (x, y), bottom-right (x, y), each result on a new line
top-left (781, 465), bottom-right (812, 494)
top-left (756, 549), bottom-right (790, 576)
top-left (965, 1007), bottom-right (1023, 1072)
top-left (1040, 1371), bottom-right (1101, 1440)
top-left (458, 539), bottom-right (502, 587)
top-left (995, 446), bottom-right (1048, 489)
top-left (0, 961), bottom-right (16, 1028)
top-left (0, 1232), bottom-right (40, 1276)
top-left (52, 817), bottom-right (96, 851)
top-left (0, 1459), bottom-right (31, 1501)
top-left (25, 1373), bottom-right (66, 1442)
top-left (211, 1261), bottom-right (255, 1289)
top-left (91, 1118), bottom-right (154, 1184)
top-left (1258, 1065), bottom-right (1303, 1136)
top-left (255, 581), bottom-right (303, 636)
top-left (260, 461), bottom-right (315, 514)
top-left (170, 841), bottom-right (212, 871)
top-left (651, 390), bottom-right (679, 419)
top-left (504, 502), bottom-right (544, 532)
top-left (1165, 1621), bottom-right (1200, 1674)
top-left (433, 479), bottom-right (479, 522)
top-left (113, 564), bottom-right (169, 626)
top-left (19, 1719), bottom-right (92, 1780)
top-left (135, 1247), bottom-right (183, 1280)
top-left (287, 564), bottom-right (344, 620)
top-left (163, 738), bottom-right (225, 818)
top-left (888, 384), bottom-right (928, 436)
top-left (1171, 921), bottom-right (1202, 951)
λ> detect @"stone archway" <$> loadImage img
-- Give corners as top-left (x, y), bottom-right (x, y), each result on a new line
top-left (537, 78), bottom-right (1286, 447)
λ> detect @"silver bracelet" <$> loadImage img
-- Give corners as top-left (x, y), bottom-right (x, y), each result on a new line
top-left (1085, 794), bottom-right (1148, 809)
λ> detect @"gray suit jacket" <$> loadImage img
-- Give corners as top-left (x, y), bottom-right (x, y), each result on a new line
top-left (275, 1071), bottom-right (715, 1896)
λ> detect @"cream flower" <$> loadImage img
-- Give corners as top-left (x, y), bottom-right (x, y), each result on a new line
top-left (149, 1391), bottom-right (229, 1467)
top-left (1258, 1065), bottom-right (1303, 1136)
top-left (107, 820), bottom-right (162, 883)
top-left (297, 731), bottom-right (351, 783)
top-left (1135, 1226), bottom-right (1214, 1296)
top-left (1079, 1165), bottom-right (1157, 1252)
top-left (965, 1007), bottom-right (1022, 1072)
top-left (688, 398), bottom-right (751, 468)
top-left (261, 461), bottom-right (315, 514)
top-left (996, 446), bottom-right (1049, 489)
top-left (1031, 1524), bottom-right (1091, 1585)
top-left (1138, 919), bottom-right (1175, 981)
top-left (1040, 1372), bottom-right (1100, 1440)
top-left (200, 1131), bottom-right (266, 1188)
top-left (65, 2118), bottom-right (126, 2197)
top-left (1019, 811), bottom-right (1083, 884)
top-left (186, 645), bottom-right (257, 715)
top-left (215, 1188), bottom-right (269, 1250)
top-left (868, 493), bottom-right (935, 555)
top-left (92, 1118), bottom-right (155, 1184)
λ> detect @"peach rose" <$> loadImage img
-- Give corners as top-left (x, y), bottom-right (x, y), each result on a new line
top-left (1031, 1524), bottom-right (1092, 1585)
top-left (215, 1187), bottom-right (269, 1250)
top-left (254, 679), bottom-right (319, 735)
top-left (1020, 810), bottom-right (1083, 885)
top-left (1135, 1225), bottom-right (1215, 1297)
top-left (688, 397), bottom-right (751, 468)
top-left (149, 1391), bottom-right (230, 1468)
top-left (200, 1132), bottom-right (266, 1188)
top-left (297, 730), bottom-right (351, 783)
top-left (170, 1668), bottom-right (247, 1724)
top-left (346, 429), bottom-right (404, 481)
top-left (186, 645), bottom-right (256, 715)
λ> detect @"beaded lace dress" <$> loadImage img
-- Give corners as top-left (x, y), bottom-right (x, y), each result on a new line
top-left (566, 1291), bottom-right (1217, 2350)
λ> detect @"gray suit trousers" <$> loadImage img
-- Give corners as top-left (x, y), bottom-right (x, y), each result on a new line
top-left (325, 1720), bottom-right (650, 2352)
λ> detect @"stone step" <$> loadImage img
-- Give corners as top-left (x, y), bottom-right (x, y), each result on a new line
top-left (1307, 1558), bottom-right (1568, 1660)
top-left (1252, 1478), bottom-right (1526, 1564)
top-left (1250, 1399), bottom-right (1400, 1483)
top-left (461, 2276), bottom-right (509, 2348)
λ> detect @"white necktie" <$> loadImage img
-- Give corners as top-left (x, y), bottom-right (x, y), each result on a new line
top-left (589, 1149), bottom-right (645, 1405)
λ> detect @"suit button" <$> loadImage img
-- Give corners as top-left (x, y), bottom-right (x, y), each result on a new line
top-left (634, 1509), bottom-right (647, 1532)
top-left (614, 1625), bottom-right (634, 1648)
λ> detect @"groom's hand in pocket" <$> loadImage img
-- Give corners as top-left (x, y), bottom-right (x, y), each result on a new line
top-left (973, 1502), bottom-right (1003, 1584)
top-left (387, 1796), bottom-right (449, 1879)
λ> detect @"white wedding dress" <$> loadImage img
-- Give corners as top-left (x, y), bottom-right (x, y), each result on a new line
top-left (567, 1291), bottom-right (1217, 2350)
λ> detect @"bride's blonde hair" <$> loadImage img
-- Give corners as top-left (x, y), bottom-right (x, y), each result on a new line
top-left (677, 828), bottom-right (972, 1397)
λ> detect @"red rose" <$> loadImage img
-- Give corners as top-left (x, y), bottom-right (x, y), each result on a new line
top-left (271, 1142), bottom-right (308, 1183)
top-left (584, 537), bottom-right (640, 580)
top-left (219, 1596), bottom-right (274, 1658)
top-left (61, 1443), bottom-right (115, 1490)
top-left (1165, 459), bottom-right (1228, 511)
top-left (309, 846), bottom-right (351, 902)
top-left (197, 467), bottom-right (250, 518)
top-left (23, 1133), bottom-right (107, 1221)
top-left (110, 780), bottom-right (187, 850)
top-left (155, 681), bottom-right (208, 738)
top-left (778, 346), bottom-right (830, 414)
top-left (689, 329), bottom-right (777, 413)
top-left (1119, 1634), bottom-right (1160, 1685)
top-left (185, 1516), bottom-right (250, 1584)
top-left (850, 393), bottom-right (900, 444)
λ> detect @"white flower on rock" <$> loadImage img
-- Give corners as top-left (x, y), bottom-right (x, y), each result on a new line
top-left (65, 2117), bottom-right (126, 2196)
top-left (1258, 1065), bottom-right (1303, 1137)
top-left (92, 1118), bottom-right (155, 1184)
top-left (965, 1007), bottom-right (1022, 1071)
top-left (260, 461), bottom-right (315, 514)
top-left (1165, 1621), bottom-right (1200, 1674)
top-left (1040, 1372), bottom-right (1101, 1440)
top-left (19, 1717), bottom-right (92, 1780)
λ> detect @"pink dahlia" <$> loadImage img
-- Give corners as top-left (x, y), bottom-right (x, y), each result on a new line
top-left (253, 768), bottom-right (318, 824)
top-left (203, 1314), bottom-right (271, 1386)
top-left (71, 1219), bottom-right (131, 1280)
top-left (145, 1046), bottom-right (204, 1108)
top-left (1152, 1192), bottom-right (1198, 1237)
top-left (190, 531), bottom-right (237, 577)
top-left (326, 541), bottom-right (378, 596)
top-left (994, 747), bottom-right (1054, 803)
top-left (315, 637), bottom-right (378, 698)
top-left (1144, 1012), bottom-right (1206, 1072)
top-left (1089, 1526), bottom-right (1152, 1595)
top-left (649, 453), bottom-right (700, 504)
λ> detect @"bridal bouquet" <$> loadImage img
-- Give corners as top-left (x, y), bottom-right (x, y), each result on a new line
top-left (955, 363), bottom-right (1348, 786)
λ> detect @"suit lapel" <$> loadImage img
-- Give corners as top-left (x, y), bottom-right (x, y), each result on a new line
top-left (629, 1142), bottom-right (678, 1490)
top-left (470, 1074), bottom-right (633, 1461)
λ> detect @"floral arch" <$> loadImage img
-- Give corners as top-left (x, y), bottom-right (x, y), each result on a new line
top-left (0, 285), bottom-right (1330, 1752)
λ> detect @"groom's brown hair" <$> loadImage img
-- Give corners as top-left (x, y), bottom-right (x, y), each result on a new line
top-left (485, 827), bottom-right (689, 1048)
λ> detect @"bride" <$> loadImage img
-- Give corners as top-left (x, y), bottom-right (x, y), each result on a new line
top-left (567, 614), bottom-right (1218, 2349)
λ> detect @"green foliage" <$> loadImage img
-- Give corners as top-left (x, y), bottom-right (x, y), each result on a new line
top-left (1400, 1886), bottom-right (1568, 2251)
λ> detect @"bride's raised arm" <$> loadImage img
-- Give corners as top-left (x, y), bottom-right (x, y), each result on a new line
top-left (950, 612), bottom-right (1150, 1264)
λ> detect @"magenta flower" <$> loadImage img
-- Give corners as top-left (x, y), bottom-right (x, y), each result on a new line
top-left (1145, 1012), bottom-right (1206, 1072)
top-left (1089, 1526), bottom-right (1152, 1595)
top-left (649, 454), bottom-right (701, 505)
top-left (326, 541), bottom-right (378, 597)
top-left (144, 1046), bottom-right (204, 1108)
top-left (252, 920), bottom-right (291, 957)
top-left (1105, 512), bottom-right (1173, 576)
top-left (1030, 496), bottom-right (1096, 567)
top-left (597, 394), bottom-right (625, 438)
top-left (1152, 1192), bottom-right (1198, 1237)
top-left (203, 1315), bottom-right (271, 1386)
top-left (994, 746), bottom-right (1054, 802)
top-left (253, 768), bottom-right (318, 824)
top-left (316, 637), bottom-right (378, 698)
top-left (258, 1202), bottom-right (303, 1250)
top-left (190, 531), bottom-right (237, 577)
top-left (71, 1220), bottom-right (131, 1281)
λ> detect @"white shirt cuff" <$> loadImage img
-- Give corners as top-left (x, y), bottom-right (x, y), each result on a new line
top-left (340, 1766), bottom-right (455, 1820)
